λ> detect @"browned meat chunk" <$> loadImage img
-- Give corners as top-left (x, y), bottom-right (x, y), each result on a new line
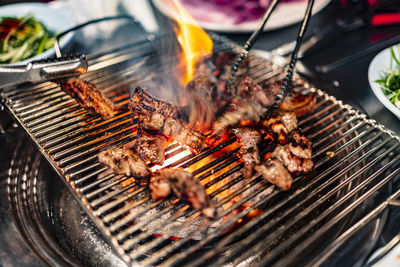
top-left (211, 77), bottom-right (280, 134)
top-left (129, 87), bottom-right (181, 119)
top-left (98, 147), bottom-right (151, 179)
top-left (237, 77), bottom-right (275, 107)
top-left (193, 51), bottom-right (249, 83)
top-left (260, 111), bottom-right (298, 144)
top-left (271, 144), bottom-right (314, 175)
top-left (140, 113), bottom-right (165, 131)
top-left (134, 132), bottom-right (167, 165)
top-left (232, 127), bottom-right (262, 178)
top-left (150, 168), bottom-right (216, 218)
top-left (279, 91), bottom-right (317, 117)
top-left (61, 78), bottom-right (116, 119)
top-left (150, 175), bottom-right (171, 200)
top-left (140, 115), bottom-right (205, 154)
top-left (212, 100), bottom-right (267, 134)
top-left (255, 158), bottom-right (293, 191)
top-left (130, 88), bottom-right (205, 154)
top-left (288, 130), bottom-right (312, 158)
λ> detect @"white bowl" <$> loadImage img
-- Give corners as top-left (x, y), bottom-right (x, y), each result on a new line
top-left (368, 44), bottom-right (400, 119)
top-left (0, 2), bottom-right (76, 65)
top-left (152, 0), bottom-right (331, 33)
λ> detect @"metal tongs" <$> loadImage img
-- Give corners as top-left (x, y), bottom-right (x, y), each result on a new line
top-left (0, 15), bottom-right (151, 89)
top-left (225, 0), bottom-right (315, 106)
top-left (0, 55), bottom-right (88, 88)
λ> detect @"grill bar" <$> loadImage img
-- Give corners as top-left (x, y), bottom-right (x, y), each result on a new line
top-left (273, 165), bottom-right (400, 267)
top-left (2, 34), bottom-right (400, 266)
top-left (308, 187), bottom-right (400, 267)
top-left (170, 130), bottom-right (393, 266)
top-left (225, 145), bottom-right (399, 266)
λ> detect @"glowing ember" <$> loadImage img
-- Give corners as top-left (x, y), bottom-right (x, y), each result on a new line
top-left (150, 141), bottom-right (193, 172)
top-left (170, 0), bottom-right (213, 85)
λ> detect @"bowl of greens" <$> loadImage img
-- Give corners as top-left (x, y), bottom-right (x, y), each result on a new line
top-left (369, 44), bottom-right (400, 119)
top-left (0, 2), bottom-right (75, 65)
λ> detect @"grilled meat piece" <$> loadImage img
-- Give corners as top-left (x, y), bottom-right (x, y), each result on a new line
top-left (212, 100), bottom-right (267, 134)
top-left (211, 77), bottom-right (280, 134)
top-left (262, 79), bottom-right (288, 97)
top-left (194, 51), bottom-right (249, 82)
top-left (255, 158), bottom-right (293, 191)
top-left (149, 175), bottom-right (171, 200)
top-left (260, 111), bottom-right (298, 144)
top-left (163, 117), bottom-right (205, 153)
top-left (150, 168), bottom-right (216, 218)
top-left (98, 147), bottom-right (151, 179)
top-left (279, 91), bottom-right (317, 117)
top-left (141, 113), bottom-right (165, 131)
top-left (61, 78), bottom-right (116, 119)
top-left (140, 114), bottom-right (205, 154)
top-left (232, 127), bottom-right (262, 178)
top-left (288, 129), bottom-right (312, 158)
top-left (237, 77), bottom-right (275, 107)
top-left (272, 144), bottom-right (314, 175)
top-left (129, 87), bottom-right (181, 119)
top-left (134, 132), bottom-right (168, 165)
top-left (130, 88), bottom-right (205, 154)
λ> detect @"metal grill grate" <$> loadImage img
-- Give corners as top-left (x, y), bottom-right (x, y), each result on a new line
top-left (2, 35), bottom-right (400, 266)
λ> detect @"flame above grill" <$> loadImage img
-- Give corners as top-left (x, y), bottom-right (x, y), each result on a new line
top-left (170, 0), bottom-right (213, 85)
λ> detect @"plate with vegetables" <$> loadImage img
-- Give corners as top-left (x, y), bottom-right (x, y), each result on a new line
top-left (152, 0), bottom-right (331, 33)
top-left (369, 44), bottom-right (400, 119)
top-left (0, 2), bottom-right (75, 65)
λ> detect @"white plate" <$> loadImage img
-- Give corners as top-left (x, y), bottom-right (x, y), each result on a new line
top-left (0, 2), bottom-right (76, 65)
top-left (368, 44), bottom-right (400, 119)
top-left (152, 0), bottom-right (331, 33)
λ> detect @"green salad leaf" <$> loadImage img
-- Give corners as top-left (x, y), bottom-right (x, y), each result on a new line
top-left (375, 44), bottom-right (400, 108)
top-left (0, 14), bottom-right (56, 64)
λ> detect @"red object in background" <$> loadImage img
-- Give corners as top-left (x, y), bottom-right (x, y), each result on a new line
top-left (372, 12), bottom-right (400, 26)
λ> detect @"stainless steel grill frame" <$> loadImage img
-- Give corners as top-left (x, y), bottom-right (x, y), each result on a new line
top-left (2, 34), bottom-right (400, 266)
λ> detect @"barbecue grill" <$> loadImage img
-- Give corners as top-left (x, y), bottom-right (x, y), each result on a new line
top-left (1, 33), bottom-right (400, 266)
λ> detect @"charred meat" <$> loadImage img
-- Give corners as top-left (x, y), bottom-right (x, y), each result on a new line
top-left (134, 132), bottom-right (168, 165)
top-left (193, 51), bottom-right (249, 85)
top-left (255, 158), bottom-right (293, 191)
top-left (279, 91), bottom-right (317, 117)
top-left (232, 127), bottom-right (262, 178)
top-left (150, 168), bottom-right (216, 218)
top-left (129, 87), bottom-right (181, 119)
top-left (287, 129), bottom-right (312, 158)
top-left (237, 77), bottom-right (276, 107)
top-left (211, 77), bottom-right (279, 134)
top-left (272, 144), bottom-right (314, 175)
top-left (61, 78), bottom-right (116, 119)
top-left (212, 100), bottom-right (267, 135)
top-left (139, 114), bottom-right (205, 154)
top-left (260, 111), bottom-right (298, 144)
top-left (98, 147), bottom-right (151, 179)
top-left (130, 87), bottom-right (205, 154)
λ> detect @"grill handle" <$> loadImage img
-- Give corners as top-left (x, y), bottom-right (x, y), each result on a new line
top-left (0, 55), bottom-right (88, 89)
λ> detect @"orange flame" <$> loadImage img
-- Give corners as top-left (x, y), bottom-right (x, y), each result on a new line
top-left (170, 0), bottom-right (213, 85)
